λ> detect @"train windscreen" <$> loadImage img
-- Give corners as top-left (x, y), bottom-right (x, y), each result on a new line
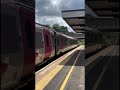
top-left (1, 5), bottom-right (21, 54)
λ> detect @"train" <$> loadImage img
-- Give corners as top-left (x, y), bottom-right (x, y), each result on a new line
top-left (1, 0), bottom-right (34, 89)
top-left (1, 0), bottom-right (104, 89)
top-left (35, 23), bottom-right (78, 65)
top-left (85, 28), bottom-right (104, 57)
top-left (1, 0), bottom-right (78, 89)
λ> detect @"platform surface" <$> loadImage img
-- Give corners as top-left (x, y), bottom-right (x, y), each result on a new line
top-left (85, 45), bottom-right (119, 90)
top-left (35, 45), bottom-right (85, 90)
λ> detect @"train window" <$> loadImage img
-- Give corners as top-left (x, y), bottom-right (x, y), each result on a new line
top-left (62, 38), bottom-right (64, 46)
top-left (68, 39), bottom-right (70, 45)
top-left (52, 34), bottom-right (55, 49)
top-left (46, 35), bottom-right (49, 47)
top-left (25, 21), bottom-right (34, 48)
top-left (35, 31), bottom-right (43, 49)
top-left (57, 35), bottom-right (60, 46)
top-left (1, 5), bottom-right (21, 54)
top-left (65, 39), bottom-right (67, 45)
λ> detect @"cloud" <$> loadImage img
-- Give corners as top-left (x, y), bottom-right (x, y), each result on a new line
top-left (36, 0), bottom-right (84, 17)
top-left (36, 0), bottom-right (85, 32)
top-left (36, 16), bottom-right (75, 32)
top-left (36, 0), bottom-right (62, 17)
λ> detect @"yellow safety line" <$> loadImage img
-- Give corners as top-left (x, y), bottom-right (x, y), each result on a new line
top-left (60, 46), bottom-right (83, 90)
top-left (35, 46), bottom-right (83, 90)
top-left (36, 62), bottom-right (67, 90)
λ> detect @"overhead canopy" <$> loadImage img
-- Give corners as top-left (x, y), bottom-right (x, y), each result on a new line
top-left (86, 0), bottom-right (119, 18)
top-left (62, 9), bottom-right (85, 33)
top-left (86, 0), bottom-right (119, 32)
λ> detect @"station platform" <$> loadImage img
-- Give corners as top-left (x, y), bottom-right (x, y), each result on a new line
top-left (35, 45), bottom-right (85, 90)
top-left (85, 45), bottom-right (119, 90)
top-left (97, 45), bottom-right (119, 90)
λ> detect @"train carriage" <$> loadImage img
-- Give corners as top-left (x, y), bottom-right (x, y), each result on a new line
top-left (85, 29), bottom-right (103, 55)
top-left (1, 1), bottom-right (78, 89)
top-left (55, 32), bottom-right (78, 55)
top-left (35, 23), bottom-right (56, 65)
top-left (1, 0), bottom-right (35, 89)
top-left (35, 24), bottom-right (45, 65)
top-left (35, 23), bottom-right (78, 65)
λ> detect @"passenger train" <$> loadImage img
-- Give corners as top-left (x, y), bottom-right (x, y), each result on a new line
top-left (1, 0), bottom-right (34, 89)
top-left (1, 0), bottom-right (78, 89)
top-left (1, 0), bottom-right (104, 89)
top-left (85, 28), bottom-right (104, 56)
top-left (35, 23), bottom-right (78, 65)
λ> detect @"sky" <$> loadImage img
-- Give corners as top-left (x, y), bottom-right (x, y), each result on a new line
top-left (36, 0), bottom-right (85, 32)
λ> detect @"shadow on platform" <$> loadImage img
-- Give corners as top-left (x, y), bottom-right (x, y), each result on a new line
top-left (85, 56), bottom-right (119, 90)
top-left (59, 50), bottom-right (85, 66)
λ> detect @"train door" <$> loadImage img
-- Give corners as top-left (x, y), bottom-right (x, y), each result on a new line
top-left (50, 31), bottom-right (55, 57)
top-left (59, 35), bottom-right (62, 52)
top-left (1, 1), bottom-right (25, 88)
top-left (56, 33), bottom-right (61, 55)
top-left (19, 6), bottom-right (34, 79)
top-left (54, 31), bottom-right (57, 56)
top-left (35, 25), bottom-right (44, 65)
top-left (60, 35), bottom-right (64, 52)
top-left (43, 29), bottom-right (52, 59)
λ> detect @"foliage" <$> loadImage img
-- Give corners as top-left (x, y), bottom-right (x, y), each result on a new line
top-left (44, 24), bottom-right (52, 29)
top-left (78, 39), bottom-right (85, 45)
top-left (44, 23), bottom-right (76, 36)
top-left (102, 32), bottom-right (119, 45)
top-left (67, 32), bottom-right (75, 36)
top-left (52, 24), bottom-right (69, 34)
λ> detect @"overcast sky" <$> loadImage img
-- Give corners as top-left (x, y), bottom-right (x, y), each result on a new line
top-left (36, 0), bottom-right (85, 32)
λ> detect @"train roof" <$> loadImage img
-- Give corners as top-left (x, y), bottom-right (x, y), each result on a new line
top-left (56, 32), bottom-right (77, 40)
top-left (62, 34), bottom-right (76, 40)
top-left (36, 23), bottom-right (77, 40)
top-left (35, 23), bottom-right (55, 33)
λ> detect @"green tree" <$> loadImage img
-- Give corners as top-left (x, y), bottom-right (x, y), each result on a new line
top-left (52, 24), bottom-right (61, 32)
top-left (52, 24), bottom-right (69, 33)
top-left (102, 32), bottom-right (119, 45)
top-left (68, 32), bottom-right (75, 36)
top-left (45, 24), bottom-right (52, 29)
top-left (60, 26), bottom-right (68, 34)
